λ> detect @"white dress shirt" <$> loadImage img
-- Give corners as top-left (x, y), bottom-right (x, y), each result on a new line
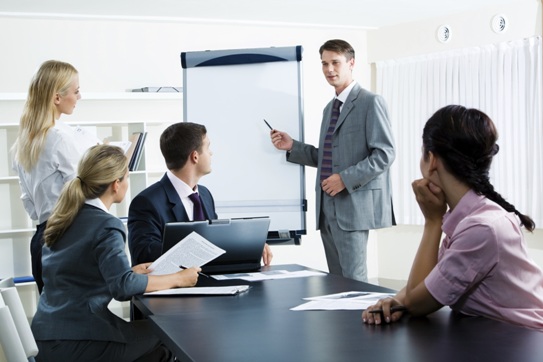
top-left (14, 120), bottom-right (100, 224)
top-left (335, 80), bottom-right (356, 112)
top-left (85, 198), bottom-right (109, 213)
top-left (166, 170), bottom-right (200, 221)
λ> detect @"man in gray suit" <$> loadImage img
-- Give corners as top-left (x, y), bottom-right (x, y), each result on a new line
top-left (270, 39), bottom-right (395, 282)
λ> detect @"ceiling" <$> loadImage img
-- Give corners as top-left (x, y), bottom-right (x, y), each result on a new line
top-left (0, 0), bottom-right (519, 29)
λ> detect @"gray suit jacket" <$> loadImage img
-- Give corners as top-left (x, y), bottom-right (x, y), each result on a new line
top-left (31, 205), bottom-right (148, 342)
top-left (288, 83), bottom-right (395, 231)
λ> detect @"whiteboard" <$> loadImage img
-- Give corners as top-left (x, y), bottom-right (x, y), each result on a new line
top-left (181, 46), bottom-right (306, 244)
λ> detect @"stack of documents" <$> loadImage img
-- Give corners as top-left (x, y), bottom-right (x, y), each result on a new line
top-left (212, 269), bottom-right (326, 281)
top-left (144, 285), bottom-right (250, 296)
top-left (130, 86), bottom-right (182, 93)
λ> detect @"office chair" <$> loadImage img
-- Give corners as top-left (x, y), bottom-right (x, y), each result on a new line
top-left (0, 278), bottom-right (14, 289)
top-left (0, 287), bottom-right (38, 361)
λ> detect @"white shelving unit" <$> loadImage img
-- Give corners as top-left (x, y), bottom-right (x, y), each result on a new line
top-left (0, 92), bottom-right (183, 280)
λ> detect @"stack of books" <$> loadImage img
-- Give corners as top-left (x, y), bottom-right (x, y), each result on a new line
top-left (111, 132), bottom-right (147, 171)
top-left (126, 132), bottom-right (147, 171)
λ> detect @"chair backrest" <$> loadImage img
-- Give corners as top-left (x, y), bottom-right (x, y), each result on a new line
top-left (0, 278), bottom-right (14, 289)
top-left (0, 287), bottom-right (39, 360)
top-left (0, 303), bottom-right (27, 362)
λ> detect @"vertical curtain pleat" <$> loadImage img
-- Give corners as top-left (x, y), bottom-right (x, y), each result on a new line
top-left (377, 37), bottom-right (542, 226)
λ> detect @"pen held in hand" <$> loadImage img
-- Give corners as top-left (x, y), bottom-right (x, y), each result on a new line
top-left (263, 119), bottom-right (273, 130)
top-left (367, 305), bottom-right (407, 314)
top-left (179, 265), bottom-right (210, 278)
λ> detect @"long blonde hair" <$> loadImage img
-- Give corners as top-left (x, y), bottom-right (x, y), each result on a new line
top-left (13, 60), bottom-right (78, 171)
top-left (44, 145), bottom-right (128, 247)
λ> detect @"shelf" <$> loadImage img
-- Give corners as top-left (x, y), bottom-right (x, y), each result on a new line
top-left (0, 92), bottom-right (183, 101)
top-left (0, 228), bottom-right (34, 235)
top-left (0, 120), bottom-right (179, 128)
top-left (0, 92), bottom-right (181, 281)
top-left (1, 172), bottom-right (147, 181)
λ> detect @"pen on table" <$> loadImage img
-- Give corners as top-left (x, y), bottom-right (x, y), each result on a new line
top-left (179, 265), bottom-right (210, 278)
top-left (263, 119), bottom-right (273, 130)
top-left (337, 292), bottom-right (370, 299)
top-left (368, 305), bottom-right (408, 314)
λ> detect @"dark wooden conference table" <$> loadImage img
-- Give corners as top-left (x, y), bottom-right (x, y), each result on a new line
top-left (133, 264), bottom-right (543, 362)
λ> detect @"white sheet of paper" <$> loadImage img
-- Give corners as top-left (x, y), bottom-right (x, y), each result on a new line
top-left (144, 285), bottom-right (250, 296)
top-left (290, 292), bottom-right (396, 311)
top-left (149, 231), bottom-right (225, 275)
top-left (212, 269), bottom-right (326, 281)
top-left (108, 140), bottom-right (132, 153)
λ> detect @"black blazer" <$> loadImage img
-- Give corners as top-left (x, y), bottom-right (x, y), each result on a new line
top-left (128, 174), bottom-right (217, 265)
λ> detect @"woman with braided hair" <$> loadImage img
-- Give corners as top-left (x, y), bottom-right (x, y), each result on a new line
top-left (363, 105), bottom-right (543, 330)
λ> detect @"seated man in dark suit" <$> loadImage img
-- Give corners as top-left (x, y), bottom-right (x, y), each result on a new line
top-left (128, 122), bottom-right (273, 266)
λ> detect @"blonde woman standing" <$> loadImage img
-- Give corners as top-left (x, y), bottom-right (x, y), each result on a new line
top-left (31, 145), bottom-right (200, 361)
top-left (12, 60), bottom-right (99, 293)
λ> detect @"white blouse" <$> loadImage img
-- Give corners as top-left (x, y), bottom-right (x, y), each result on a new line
top-left (14, 121), bottom-right (100, 224)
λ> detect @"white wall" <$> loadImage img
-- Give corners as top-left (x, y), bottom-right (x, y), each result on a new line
top-left (2, 1), bottom-right (542, 288)
top-left (368, 0), bottom-right (543, 285)
top-left (0, 14), bottom-right (372, 277)
top-left (367, 0), bottom-right (541, 62)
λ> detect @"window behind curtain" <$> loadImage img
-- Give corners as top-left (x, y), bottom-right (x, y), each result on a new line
top-left (376, 36), bottom-right (542, 226)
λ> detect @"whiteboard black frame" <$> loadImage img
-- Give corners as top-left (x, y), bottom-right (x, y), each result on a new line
top-left (181, 46), bottom-right (306, 245)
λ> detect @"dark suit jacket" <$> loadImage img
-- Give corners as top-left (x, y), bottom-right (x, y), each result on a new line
top-left (128, 174), bottom-right (217, 265)
top-left (288, 83), bottom-right (396, 231)
top-left (31, 204), bottom-right (148, 342)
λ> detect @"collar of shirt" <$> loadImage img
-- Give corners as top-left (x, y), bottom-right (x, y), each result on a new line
top-left (442, 189), bottom-right (481, 238)
top-left (166, 170), bottom-right (200, 220)
top-left (166, 170), bottom-right (198, 198)
top-left (335, 80), bottom-right (357, 110)
top-left (53, 119), bottom-right (69, 130)
top-left (85, 197), bottom-right (109, 213)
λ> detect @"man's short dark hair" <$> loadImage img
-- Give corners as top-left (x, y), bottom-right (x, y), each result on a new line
top-left (160, 122), bottom-right (207, 170)
top-left (319, 39), bottom-right (355, 61)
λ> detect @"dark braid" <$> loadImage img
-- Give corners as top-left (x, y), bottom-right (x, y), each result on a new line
top-left (422, 105), bottom-right (535, 232)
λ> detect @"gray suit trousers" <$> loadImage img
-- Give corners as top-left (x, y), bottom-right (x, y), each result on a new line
top-left (320, 191), bottom-right (369, 282)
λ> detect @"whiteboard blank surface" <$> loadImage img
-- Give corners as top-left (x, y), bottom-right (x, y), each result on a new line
top-left (182, 46), bottom-right (306, 243)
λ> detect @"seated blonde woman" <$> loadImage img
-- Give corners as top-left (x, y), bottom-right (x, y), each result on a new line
top-left (31, 145), bottom-right (200, 361)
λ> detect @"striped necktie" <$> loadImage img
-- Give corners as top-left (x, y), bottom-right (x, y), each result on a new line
top-left (320, 98), bottom-right (342, 182)
top-left (188, 192), bottom-right (205, 221)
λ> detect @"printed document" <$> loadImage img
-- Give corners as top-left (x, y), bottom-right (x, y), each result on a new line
top-left (212, 269), bottom-right (326, 281)
top-left (149, 231), bottom-right (225, 275)
top-left (290, 291), bottom-right (396, 311)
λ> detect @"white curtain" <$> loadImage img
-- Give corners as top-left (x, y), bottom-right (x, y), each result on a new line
top-left (376, 36), bottom-right (543, 226)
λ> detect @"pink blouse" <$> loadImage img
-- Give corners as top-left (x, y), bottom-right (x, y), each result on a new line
top-left (425, 190), bottom-right (543, 330)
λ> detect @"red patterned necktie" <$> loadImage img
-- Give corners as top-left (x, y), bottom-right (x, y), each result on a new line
top-left (320, 98), bottom-right (343, 182)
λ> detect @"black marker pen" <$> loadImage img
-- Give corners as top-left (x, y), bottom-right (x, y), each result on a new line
top-left (179, 265), bottom-right (210, 278)
top-left (263, 119), bottom-right (273, 130)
